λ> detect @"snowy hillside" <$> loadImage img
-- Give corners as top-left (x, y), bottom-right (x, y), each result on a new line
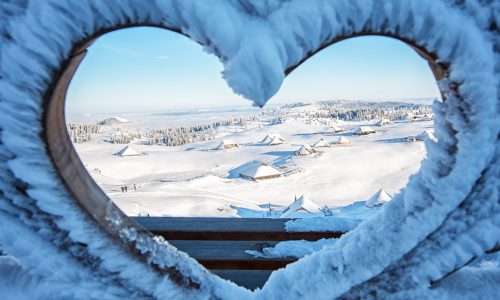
top-left (71, 101), bottom-right (435, 219)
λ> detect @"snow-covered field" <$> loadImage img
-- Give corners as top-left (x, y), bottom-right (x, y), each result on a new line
top-left (70, 101), bottom-right (434, 219)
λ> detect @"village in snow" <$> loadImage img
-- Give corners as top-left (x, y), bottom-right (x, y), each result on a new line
top-left (67, 100), bottom-right (436, 224)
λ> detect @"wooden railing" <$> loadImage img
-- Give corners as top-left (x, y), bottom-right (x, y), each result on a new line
top-left (133, 217), bottom-right (344, 289)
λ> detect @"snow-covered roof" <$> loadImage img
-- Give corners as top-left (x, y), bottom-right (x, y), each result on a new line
top-left (405, 113), bottom-right (416, 119)
top-left (114, 145), bottom-right (140, 156)
top-left (336, 136), bottom-right (351, 144)
top-left (238, 160), bottom-right (281, 180)
top-left (268, 136), bottom-right (286, 145)
top-left (354, 126), bottom-right (376, 135)
top-left (331, 126), bottom-right (344, 132)
top-left (366, 189), bottom-right (392, 208)
top-left (312, 138), bottom-right (331, 147)
top-left (295, 144), bottom-right (316, 155)
top-left (329, 119), bottom-right (340, 125)
top-left (261, 133), bottom-right (285, 144)
top-left (216, 139), bottom-right (239, 150)
top-left (281, 195), bottom-right (321, 218)
top-left (416, 130), bottom-right (436, 141)
top-left (376, 119), bottom-right (392, 126)
top-left (260, 134), bottom-right (273, 144)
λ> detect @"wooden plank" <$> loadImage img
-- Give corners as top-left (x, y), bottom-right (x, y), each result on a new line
top-left (134, 217), bottom-right (344, 241)
top-left (168, 240), bottom-right (281, 260)
top-left (133, 217), bottom-right (342, 270)
top-left (199, 258), bottom-right (294, 270)
top-left (211, 270), bottom-right (273, 290)
top-left (134, 217), bottom-right (291, 232)
top-left (169, 240), bottom-right (296, 270)
top-left (152, 231), bottom-right (342, 241)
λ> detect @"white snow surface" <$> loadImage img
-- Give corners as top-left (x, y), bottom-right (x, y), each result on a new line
top-left (285, 200), bottom-right (381, 232)
top-left (78, 116), bottom-right (432, 217)
top-left (245, 238), bottom-right (335, 259)
top-left (99, 116), bottom-right (131, 126)
top-left (0, 0), bottom-right (498, 299)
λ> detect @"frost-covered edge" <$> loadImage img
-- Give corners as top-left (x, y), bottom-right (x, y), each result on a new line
top-left (0, 0), bottom-right (498, 299)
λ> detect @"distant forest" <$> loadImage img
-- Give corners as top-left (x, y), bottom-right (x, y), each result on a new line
top-left (67, 102), bottom-right (433, 146)
top-left (67, 117), bottom-right (252, 145)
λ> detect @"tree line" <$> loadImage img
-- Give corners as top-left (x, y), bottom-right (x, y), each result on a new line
top-left (67, 117), bottom-right (250, 145)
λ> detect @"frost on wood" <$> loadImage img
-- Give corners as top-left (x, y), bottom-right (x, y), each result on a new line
top-left (0, 0), bottom-right (498, 299)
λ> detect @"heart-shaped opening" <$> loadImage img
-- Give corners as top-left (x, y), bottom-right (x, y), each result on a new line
top-left (2, 2), bottom-right (496, 298)
top-left (57, 26), bottom-right (442, 289)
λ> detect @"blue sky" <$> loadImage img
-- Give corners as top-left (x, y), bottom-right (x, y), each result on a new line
top-left (66, 27), bottom-right (441, 113)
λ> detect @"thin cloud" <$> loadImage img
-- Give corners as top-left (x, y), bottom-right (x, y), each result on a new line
top-left (95, 42), bottom-right (139, 57)
top-left (94, 43), bottom-right (169, 60)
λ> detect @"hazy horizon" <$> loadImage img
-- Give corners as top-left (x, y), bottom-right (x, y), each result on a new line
top-left (66, 97), bottom-right (437, 116)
